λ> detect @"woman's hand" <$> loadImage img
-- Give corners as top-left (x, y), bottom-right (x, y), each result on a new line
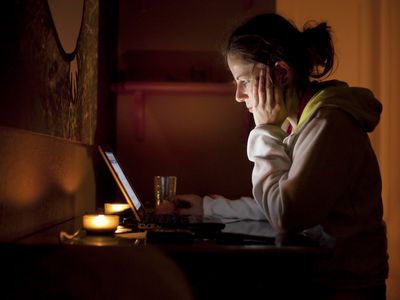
top-left (155, 194), bottom-right (204, 216)
top-left (252, 65), bottom-right (288, 127)
top-left (154, 201), bottom-right (176, 214)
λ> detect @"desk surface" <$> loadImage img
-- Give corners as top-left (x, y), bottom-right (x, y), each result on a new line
top-left (5, 217), bottom-right (330, 300)
top-left (15, 216), bottom-right (325, 254)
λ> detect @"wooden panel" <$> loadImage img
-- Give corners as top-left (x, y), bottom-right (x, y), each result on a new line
top-left (0, 127), bottom-right (96, 242)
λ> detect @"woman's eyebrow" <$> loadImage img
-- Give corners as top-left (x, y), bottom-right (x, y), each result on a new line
top-left (236, 74), bottom-right (250, 81)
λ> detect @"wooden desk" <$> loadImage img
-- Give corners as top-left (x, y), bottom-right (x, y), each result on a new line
top-left (5, 217), bottom-right (329, 300)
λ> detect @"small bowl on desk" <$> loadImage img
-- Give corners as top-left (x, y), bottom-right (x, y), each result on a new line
top-left (82, 214), bottom-right (120, 235)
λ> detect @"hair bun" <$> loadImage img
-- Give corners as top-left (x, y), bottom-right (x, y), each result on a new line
top-left (302, 22), bottom-right (330, 44)
top-left (302, 21), bottom-right (334, 78)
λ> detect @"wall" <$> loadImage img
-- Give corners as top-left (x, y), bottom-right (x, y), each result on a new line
top-left (118, 0), bottom-right (275, 53)
top-left (0, 0), bottom-right (98, 144)
top-left (115, 0), bottom-right (275, 206)
top-left (0, 0), bottom-right (102, 240)
top-left (0, 127), bottom-right (95, 242)
top-left (277, 0), bottom-right (399, 298)
top-left (377, 0), bottom-right (400, 298)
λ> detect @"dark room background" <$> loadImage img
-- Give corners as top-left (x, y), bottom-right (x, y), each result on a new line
top-left (114, 0), bottom-right (275, 206)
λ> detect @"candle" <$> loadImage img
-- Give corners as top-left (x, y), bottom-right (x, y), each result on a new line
top-left (104, 203), bottom-right (130, 215)
top-left (82, 214), bottom-right (119, 234)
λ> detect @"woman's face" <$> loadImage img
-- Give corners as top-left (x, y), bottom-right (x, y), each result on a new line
top-left (227, 53), bottom-right (259, 113)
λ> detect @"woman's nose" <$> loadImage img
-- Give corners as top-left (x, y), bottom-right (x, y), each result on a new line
top-left (235, 87), bottom-right (248, 103)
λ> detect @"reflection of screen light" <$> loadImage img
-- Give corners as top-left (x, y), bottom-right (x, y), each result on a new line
top-left (104, 203), bottom-right (130, 214)
top-left (105, 152), bottom-right (142, 210)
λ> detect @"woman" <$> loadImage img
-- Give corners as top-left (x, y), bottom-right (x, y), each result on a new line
top-left (158, 13), bottom-right (388, 299)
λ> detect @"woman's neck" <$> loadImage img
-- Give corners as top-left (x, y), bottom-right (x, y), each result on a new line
top-left (285, 84), bottom-right (314, 131)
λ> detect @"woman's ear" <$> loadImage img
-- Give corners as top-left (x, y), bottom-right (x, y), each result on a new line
top-left (274, 61), bottom-right (292, 86)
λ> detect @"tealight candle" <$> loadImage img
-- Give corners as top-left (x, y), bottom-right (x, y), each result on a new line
top-left (104, 203), bottom-right (130, 215)
top-left (82, 214), bottom-right (119, 234)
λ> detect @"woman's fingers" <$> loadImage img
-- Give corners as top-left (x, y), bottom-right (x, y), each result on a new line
top-left (258, 66), bottom-right (266, 111)
top-left (256, 65), bottom-right (275, 113)
top-left (265, 65), bottom-right (274, 113)
top-left (252, 69), bottom-right (259, 108)
top-left (251, 62), bottom-right (288, 127)
top-left (252, 63), bottom-right (286, 126)
top-left (274, 71), bottom-right (283, 109)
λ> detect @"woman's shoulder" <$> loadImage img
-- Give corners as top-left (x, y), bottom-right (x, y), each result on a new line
top-left (301, 81), bottom-right (381, 133)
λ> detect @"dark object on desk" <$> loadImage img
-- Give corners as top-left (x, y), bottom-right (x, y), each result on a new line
top-left (121, 215), bottom-right (221, 240)
top-left (220, 220), bottom-right (322, 247)
top-left (215, 231), bottom-right (275, 245)
top-left (276, 232), bottom-right (321, 247)
top-left (146, 229), bottom-right (195, 244)
top-left (98, 145), bottom-right (225, 233)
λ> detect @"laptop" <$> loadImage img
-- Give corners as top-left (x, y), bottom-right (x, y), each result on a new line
top-left (98, 145), bottom-right (225, 233)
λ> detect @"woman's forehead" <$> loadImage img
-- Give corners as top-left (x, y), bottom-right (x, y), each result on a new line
top-left (227, 54), bottom-right (254, 76)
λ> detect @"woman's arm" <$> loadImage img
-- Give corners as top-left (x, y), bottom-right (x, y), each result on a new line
top-left (248, 108), bottom-right (359, 233)
top-left (203, 195), bottom-right (267, 220)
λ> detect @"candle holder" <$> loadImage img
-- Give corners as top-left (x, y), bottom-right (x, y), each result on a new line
top-left (82, 214), bottom-right (120, 235)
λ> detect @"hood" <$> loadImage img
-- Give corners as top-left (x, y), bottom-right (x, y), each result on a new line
top-left (297, 80), bottom-right (382, 133)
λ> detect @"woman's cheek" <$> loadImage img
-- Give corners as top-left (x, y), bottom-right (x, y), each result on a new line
top-left (247, 86), bottom-right (255, 102)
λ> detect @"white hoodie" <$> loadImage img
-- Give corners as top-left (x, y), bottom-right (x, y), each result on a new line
top-left (204, 80), bottom-right (388, 288)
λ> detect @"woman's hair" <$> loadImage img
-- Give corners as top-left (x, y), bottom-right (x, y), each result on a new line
top-left (224, 13), bottom-right (335, 83)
